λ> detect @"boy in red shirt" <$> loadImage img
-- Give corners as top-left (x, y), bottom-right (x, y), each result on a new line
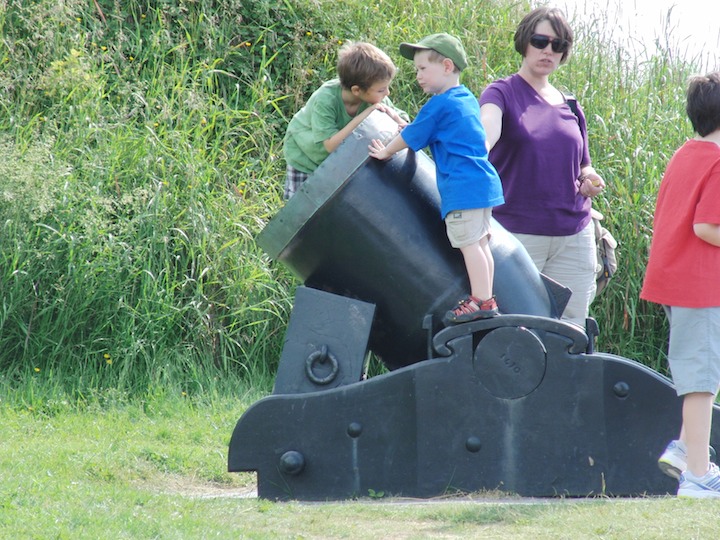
top-left (641, 72), bottom-right (720, 498)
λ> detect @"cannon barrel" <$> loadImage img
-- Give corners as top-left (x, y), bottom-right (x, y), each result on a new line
top-left (257, 111), bottom-right (569, 369)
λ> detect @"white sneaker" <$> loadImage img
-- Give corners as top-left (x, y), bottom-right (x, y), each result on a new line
top-left (678, 463), bottom-right (720, 499)
top-left (658, 440), bottom-right (686, 480)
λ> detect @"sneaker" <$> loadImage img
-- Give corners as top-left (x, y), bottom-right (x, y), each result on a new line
top-left (658, 440), bottom-right (687, 480)
top-left (445, 295), bottom-right (498, 324)
top-left (658, 440), bottom-right (716, 480)
top-left (678, 463), bottom-right (720, 499)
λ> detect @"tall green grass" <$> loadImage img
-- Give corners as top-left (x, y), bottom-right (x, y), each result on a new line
top-left (0, 0), bottom-right (713, 405)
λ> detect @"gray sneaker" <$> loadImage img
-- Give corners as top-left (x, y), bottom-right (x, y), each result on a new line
top-left (658, 440), bottom-right (686, 480)
top-left (678, 463), bottom-right (720, 499)
top-left (658, 440), bottom-right (716, 480)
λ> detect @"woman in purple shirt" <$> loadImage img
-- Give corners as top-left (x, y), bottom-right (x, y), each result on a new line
top-left (479, 6), bottom-right (606, 327)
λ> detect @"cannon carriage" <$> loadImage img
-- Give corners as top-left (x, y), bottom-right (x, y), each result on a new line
top-left (228, 111), bottom-right (719, 500)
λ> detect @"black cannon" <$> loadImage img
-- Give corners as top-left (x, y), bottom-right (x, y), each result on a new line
top-left (228, 111), bottom-right (720, 500)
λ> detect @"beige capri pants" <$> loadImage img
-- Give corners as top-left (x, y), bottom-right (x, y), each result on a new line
top-left (513, 220), bottom-right (596, 327)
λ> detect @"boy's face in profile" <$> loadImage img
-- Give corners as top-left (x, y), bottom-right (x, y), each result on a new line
top-left (354, 79), bottom-right (392, 105)
top-left (413, 50), bottom-right (450, 95)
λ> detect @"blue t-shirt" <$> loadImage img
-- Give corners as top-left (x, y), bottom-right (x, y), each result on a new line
top-left (480, 74), bottom-right (591, 235)
top-left (400, 85), bottom-right (504, 218)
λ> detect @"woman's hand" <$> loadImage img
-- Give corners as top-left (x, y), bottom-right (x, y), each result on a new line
top-left (579, 169), bottom-right (605, 198)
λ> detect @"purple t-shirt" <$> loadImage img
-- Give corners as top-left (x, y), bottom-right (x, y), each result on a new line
top-left (479, 74), bottom-right (592, 235)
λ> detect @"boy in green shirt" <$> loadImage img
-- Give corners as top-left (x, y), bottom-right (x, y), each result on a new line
top-left (283, 42), bottom-right (408, 199)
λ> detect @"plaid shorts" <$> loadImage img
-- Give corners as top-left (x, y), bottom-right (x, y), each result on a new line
top-left (284, 165), bottom-right (310, 200)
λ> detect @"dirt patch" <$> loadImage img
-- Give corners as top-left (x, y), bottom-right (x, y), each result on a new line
top-left (139, 472), bottom-right (258, 499)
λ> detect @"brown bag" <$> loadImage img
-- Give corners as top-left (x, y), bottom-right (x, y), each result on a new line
top-left (591, 208), bottom-right (618, 295)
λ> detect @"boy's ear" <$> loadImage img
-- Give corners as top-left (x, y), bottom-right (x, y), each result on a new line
top-left (443, 58), bottom-right (455, 73)
top-left (350, 85), bottom-right (362, 96)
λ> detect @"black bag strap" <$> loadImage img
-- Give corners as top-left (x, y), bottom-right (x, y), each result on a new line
top-left (563, 92), bottom-right (579, 116)
top-left (563, 92), bottom-right (585, 138)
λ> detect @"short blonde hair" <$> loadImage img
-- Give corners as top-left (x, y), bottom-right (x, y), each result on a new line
top-left (337, 42), bottom-right (396, 90)
top-left (424, 49), bottom-right (461, 73)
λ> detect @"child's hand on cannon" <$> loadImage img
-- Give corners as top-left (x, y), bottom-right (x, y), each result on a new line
top-left (381, 106), bottom-right (408, 129)
top-left (368, 139), bottom-right (391, 160)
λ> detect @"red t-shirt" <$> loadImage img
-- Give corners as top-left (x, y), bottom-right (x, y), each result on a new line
top-left (641, 139), bottom-right (720, 307)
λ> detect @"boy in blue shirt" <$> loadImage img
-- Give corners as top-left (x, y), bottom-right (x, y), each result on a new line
top-left (283, 42), bottom-right (408, 199)
top-left (369, 33), bottom-right (505, 323)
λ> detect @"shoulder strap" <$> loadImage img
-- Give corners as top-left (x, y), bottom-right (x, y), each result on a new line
top-left (563, 92), bottom-right (579, 119)
top-left (562, 92), bottom-right (584, 138)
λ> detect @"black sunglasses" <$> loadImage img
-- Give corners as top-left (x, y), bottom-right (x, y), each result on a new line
top-left (529, 34), bottom-right (570, 54)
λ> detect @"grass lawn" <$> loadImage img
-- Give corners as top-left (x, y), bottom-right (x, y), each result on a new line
top-left (2, 397), bottom-right (720, 539)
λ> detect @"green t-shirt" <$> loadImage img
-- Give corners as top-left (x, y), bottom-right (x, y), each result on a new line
top-left (283, 79), bottom-right (406, 173)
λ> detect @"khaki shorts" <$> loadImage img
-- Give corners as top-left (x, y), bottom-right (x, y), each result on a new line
top-left (665, 305), bottom-right (720, 397)
top-left (444, 208), bottom-right (492, 248)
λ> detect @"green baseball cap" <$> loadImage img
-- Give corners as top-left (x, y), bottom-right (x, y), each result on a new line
top-left (399, 33), bottom-right (468, 71)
